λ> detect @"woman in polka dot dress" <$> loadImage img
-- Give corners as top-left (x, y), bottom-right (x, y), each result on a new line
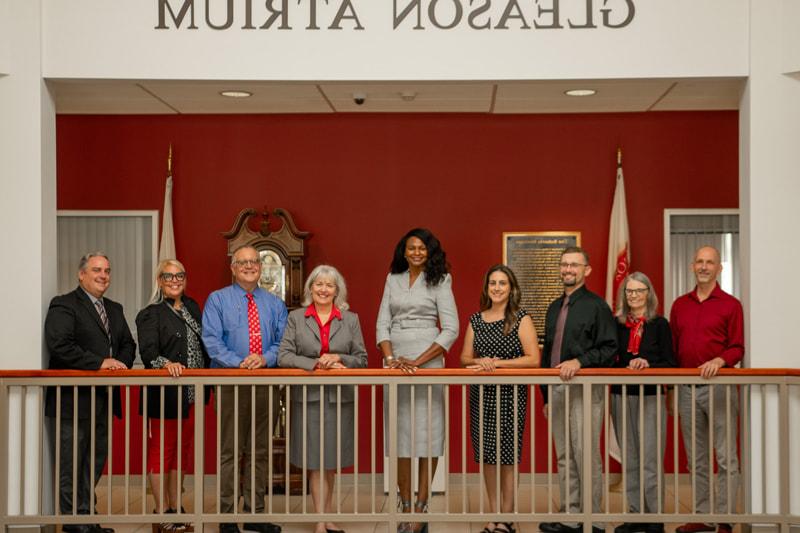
top-left (460, 265), bottom-right (540, 533)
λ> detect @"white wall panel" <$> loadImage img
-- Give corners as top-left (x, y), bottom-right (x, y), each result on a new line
top-left (41, 0), bottom-right (748, 81)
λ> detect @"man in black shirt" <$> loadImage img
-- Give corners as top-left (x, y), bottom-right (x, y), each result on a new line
top-left (539, 247), bottom-right (617, 533)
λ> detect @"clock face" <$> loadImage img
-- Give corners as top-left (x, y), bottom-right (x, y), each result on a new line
top-left (259, 249), bottom-right (286, 301)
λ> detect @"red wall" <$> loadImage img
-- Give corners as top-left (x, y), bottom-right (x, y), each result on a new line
top-left (57, 111), bottom-right (739, 475)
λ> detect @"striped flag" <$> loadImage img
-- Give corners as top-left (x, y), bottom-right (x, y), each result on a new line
top-left (158, 146), bottom-right (176, 261)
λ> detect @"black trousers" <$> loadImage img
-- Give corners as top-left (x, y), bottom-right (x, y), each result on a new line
top-left (52, 406), bottom-right (109, 516)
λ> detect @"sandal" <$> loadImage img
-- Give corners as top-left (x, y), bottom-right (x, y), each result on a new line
top-left (413, 501), bottom-right (429, 533)
top-left (481, 523), bottom-right (497, 533)
top-left (397, 499), bottom-right (412, 533)
top-left (494, 523), bottom-right (516, 533)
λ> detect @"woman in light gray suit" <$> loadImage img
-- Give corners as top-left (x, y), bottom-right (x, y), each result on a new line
top-left (377, 228), bottom-right (459, 533)
top-left (278, 265), bottom-right (368, 533)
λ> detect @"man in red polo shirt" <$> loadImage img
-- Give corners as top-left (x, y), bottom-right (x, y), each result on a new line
top-left (670, 246), bottom-right (744, 533)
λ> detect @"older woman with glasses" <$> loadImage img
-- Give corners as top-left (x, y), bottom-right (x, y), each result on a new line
top-left (136, 259), bottom-right (209, 528)
top-left (611, 272), bottom-right (676, 533)
top-left (278, 265), bottom-right (368, 533)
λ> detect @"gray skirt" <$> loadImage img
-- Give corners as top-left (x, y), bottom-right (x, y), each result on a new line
top-left (290, 398), bottom-right (355, 470)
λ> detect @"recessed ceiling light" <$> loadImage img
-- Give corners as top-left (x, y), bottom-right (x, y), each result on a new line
top-left (220, 90), bottom-right (252, 98)
top-left (564, 89), bottom-right (597, 97)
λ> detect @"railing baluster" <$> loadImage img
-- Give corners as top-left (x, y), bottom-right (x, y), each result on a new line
top-left (268, 385), bottom-right (273, 515)
top-left (604, 384), bottom-right (610, 515)
top-left (160, 384), bottom-right (165, 515)
top-left (194, 382), bottom-right (204, 531)
top-left (370, 384), bottom-right (376, 515)
top-left (530, 383), bottom-right (536, 515)
top-left (691, 384), bottom-right (696, 515)
top-left (233, 385), bottom-right (239, 517)
top-left (673, 384), bottom-right (678, 515)
top-left (478, 383), bottom-right (483, 516)
top-left (55, 385), bottom-right (61, 517)
top-left (547, 384), bottom-right (553, 516)
top-left (444, 382), bottom-right (450, 515)
top-left (123, 385), bottom-right (130, 515)
top-left (354, 383), bottom-right (359, 515)
top-left (622, 384), bottom-right (627, 515)
top-left (656, 383), bottom-right (662, 515)
top-left (177, 384), bottom-right (183, 521)
top-left (89, 386), bottom-right (95, 519)
top-left (250, 384), bottom-right (256, 517)
top-left (142, 385), bottom-right (147, 514)
top-left (461, 384), bottom-right (467, 515)
top-left (639, 384), bottom-right (644, 516)
top-left (709, 383), bottom-right (715, 516)
top-left (513, 382), bottom-right (519, 515)
top-left (285, 385), bottom-right (291, 514)
top-left (216, 384), bottom-right (221, 515)
top-left (72, 385), bottom-right (77, 516)
top-left (107, 385), bottom-right (112, 517)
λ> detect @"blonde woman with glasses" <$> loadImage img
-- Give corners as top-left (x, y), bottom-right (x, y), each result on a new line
top-left (136, 259), bottom-right (210, 531)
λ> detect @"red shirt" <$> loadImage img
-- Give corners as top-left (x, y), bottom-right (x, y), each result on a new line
top-left (669, 283), bottom-right (744, 369)
top-left (305, 304), bottom-right (342, 355)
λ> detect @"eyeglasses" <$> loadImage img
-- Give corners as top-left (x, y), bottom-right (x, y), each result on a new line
top-left (234, 259), bottom-right (260, 267)
top-left (559, 262), bottom-right (586, 269)
top-left (625, 288), bottom-right (648, 296)
top-left (160, 272), bottom-right (186, 282)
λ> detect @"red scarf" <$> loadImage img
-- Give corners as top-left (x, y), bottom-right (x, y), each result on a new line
top-left (625, 315), bottom-right (646, 355)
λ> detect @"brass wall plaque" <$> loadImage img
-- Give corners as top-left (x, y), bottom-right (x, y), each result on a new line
top-left (503, 232), bottom-right (581, 344)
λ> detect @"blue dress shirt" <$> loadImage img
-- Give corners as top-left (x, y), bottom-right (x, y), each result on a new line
top-left (202, 283), bottom-right (288, 368)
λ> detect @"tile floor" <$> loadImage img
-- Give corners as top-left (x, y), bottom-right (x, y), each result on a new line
top-left (67, 476), bottom-right (742, 533)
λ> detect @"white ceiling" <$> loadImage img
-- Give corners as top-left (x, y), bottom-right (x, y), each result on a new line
top-left (49, 78), bottom-right (745, 115)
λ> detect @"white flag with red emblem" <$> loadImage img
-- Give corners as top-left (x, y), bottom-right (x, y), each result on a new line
top-left (605, 158), bottom-right (630, 311)
top-left (158, 146), bottom-right (176, 262)
top-left (605, 152), bottom-right (630, 469)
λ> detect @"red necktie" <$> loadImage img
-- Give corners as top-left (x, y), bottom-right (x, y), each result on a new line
top-left (246, 293), bottom-right (262, 355)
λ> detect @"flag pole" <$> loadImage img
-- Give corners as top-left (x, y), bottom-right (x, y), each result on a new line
top-left (617, 146), bottom-right (622, 167)
top-left (167, 143), bottom-right (173, 176)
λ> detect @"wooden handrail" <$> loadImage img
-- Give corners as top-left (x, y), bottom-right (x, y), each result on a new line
top-left (0, 368), bottom-right (798, 378)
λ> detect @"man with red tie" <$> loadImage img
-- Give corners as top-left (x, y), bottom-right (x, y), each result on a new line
top-left (203, 245), bottom-right (288, 533)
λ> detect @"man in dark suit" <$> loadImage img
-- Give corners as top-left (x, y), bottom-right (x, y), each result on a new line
top-left (45, 252), bottom-right (136, 533)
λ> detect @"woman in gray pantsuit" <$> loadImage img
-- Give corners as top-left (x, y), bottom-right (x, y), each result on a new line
top-left (611, 272), bottom-right (676, 533)
top-left (376, 228), bottom-right (459, 533)
top-left (279, 265), bottom-right (368, 533)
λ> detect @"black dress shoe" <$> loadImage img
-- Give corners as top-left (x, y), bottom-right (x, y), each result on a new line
top-left (243, 523), bottom-right (281, 533)
top-left (540, 523), bottom-right (566, 533)
top-left (94, 525), bottom-right (114, 533)
top-left (327, 529), bottom-right (346, 533)
top-left (62, 525), bottom-right (95, 533)
top-left (220, 524), bottom-right (241, 533)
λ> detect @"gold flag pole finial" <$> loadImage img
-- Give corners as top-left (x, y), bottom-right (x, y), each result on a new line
top-left (617, 147), bottom-right (622, 167)
top-left (167, 144), bottom-right (173, 176)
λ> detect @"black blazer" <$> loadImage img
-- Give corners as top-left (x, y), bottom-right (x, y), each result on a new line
top-left (612, 316), bottom-right (676, 395)
top-left (136, 297), bottom-right (210, 418)
top-left (44, 287), bottom-right (136, 418)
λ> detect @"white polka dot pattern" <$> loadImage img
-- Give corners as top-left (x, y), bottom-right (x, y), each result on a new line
top-left (469, 309), bottom-right (529, 465)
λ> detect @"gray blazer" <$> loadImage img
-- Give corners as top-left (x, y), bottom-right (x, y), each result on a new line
top-left (278, 307), bottom-right (368, 403)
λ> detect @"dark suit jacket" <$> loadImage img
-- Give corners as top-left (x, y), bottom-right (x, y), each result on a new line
top-left (44, 287), bottom-right (136, 418)
top-left (136, 297), bottom-right (210, 418)
top-left (278, 307), bottom-right (368, 403)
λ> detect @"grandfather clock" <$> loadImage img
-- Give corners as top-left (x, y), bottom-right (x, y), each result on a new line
top-left (222, 207), bottom-right (310, 309)
top-left (222, 207), bottom-right (310, 494)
